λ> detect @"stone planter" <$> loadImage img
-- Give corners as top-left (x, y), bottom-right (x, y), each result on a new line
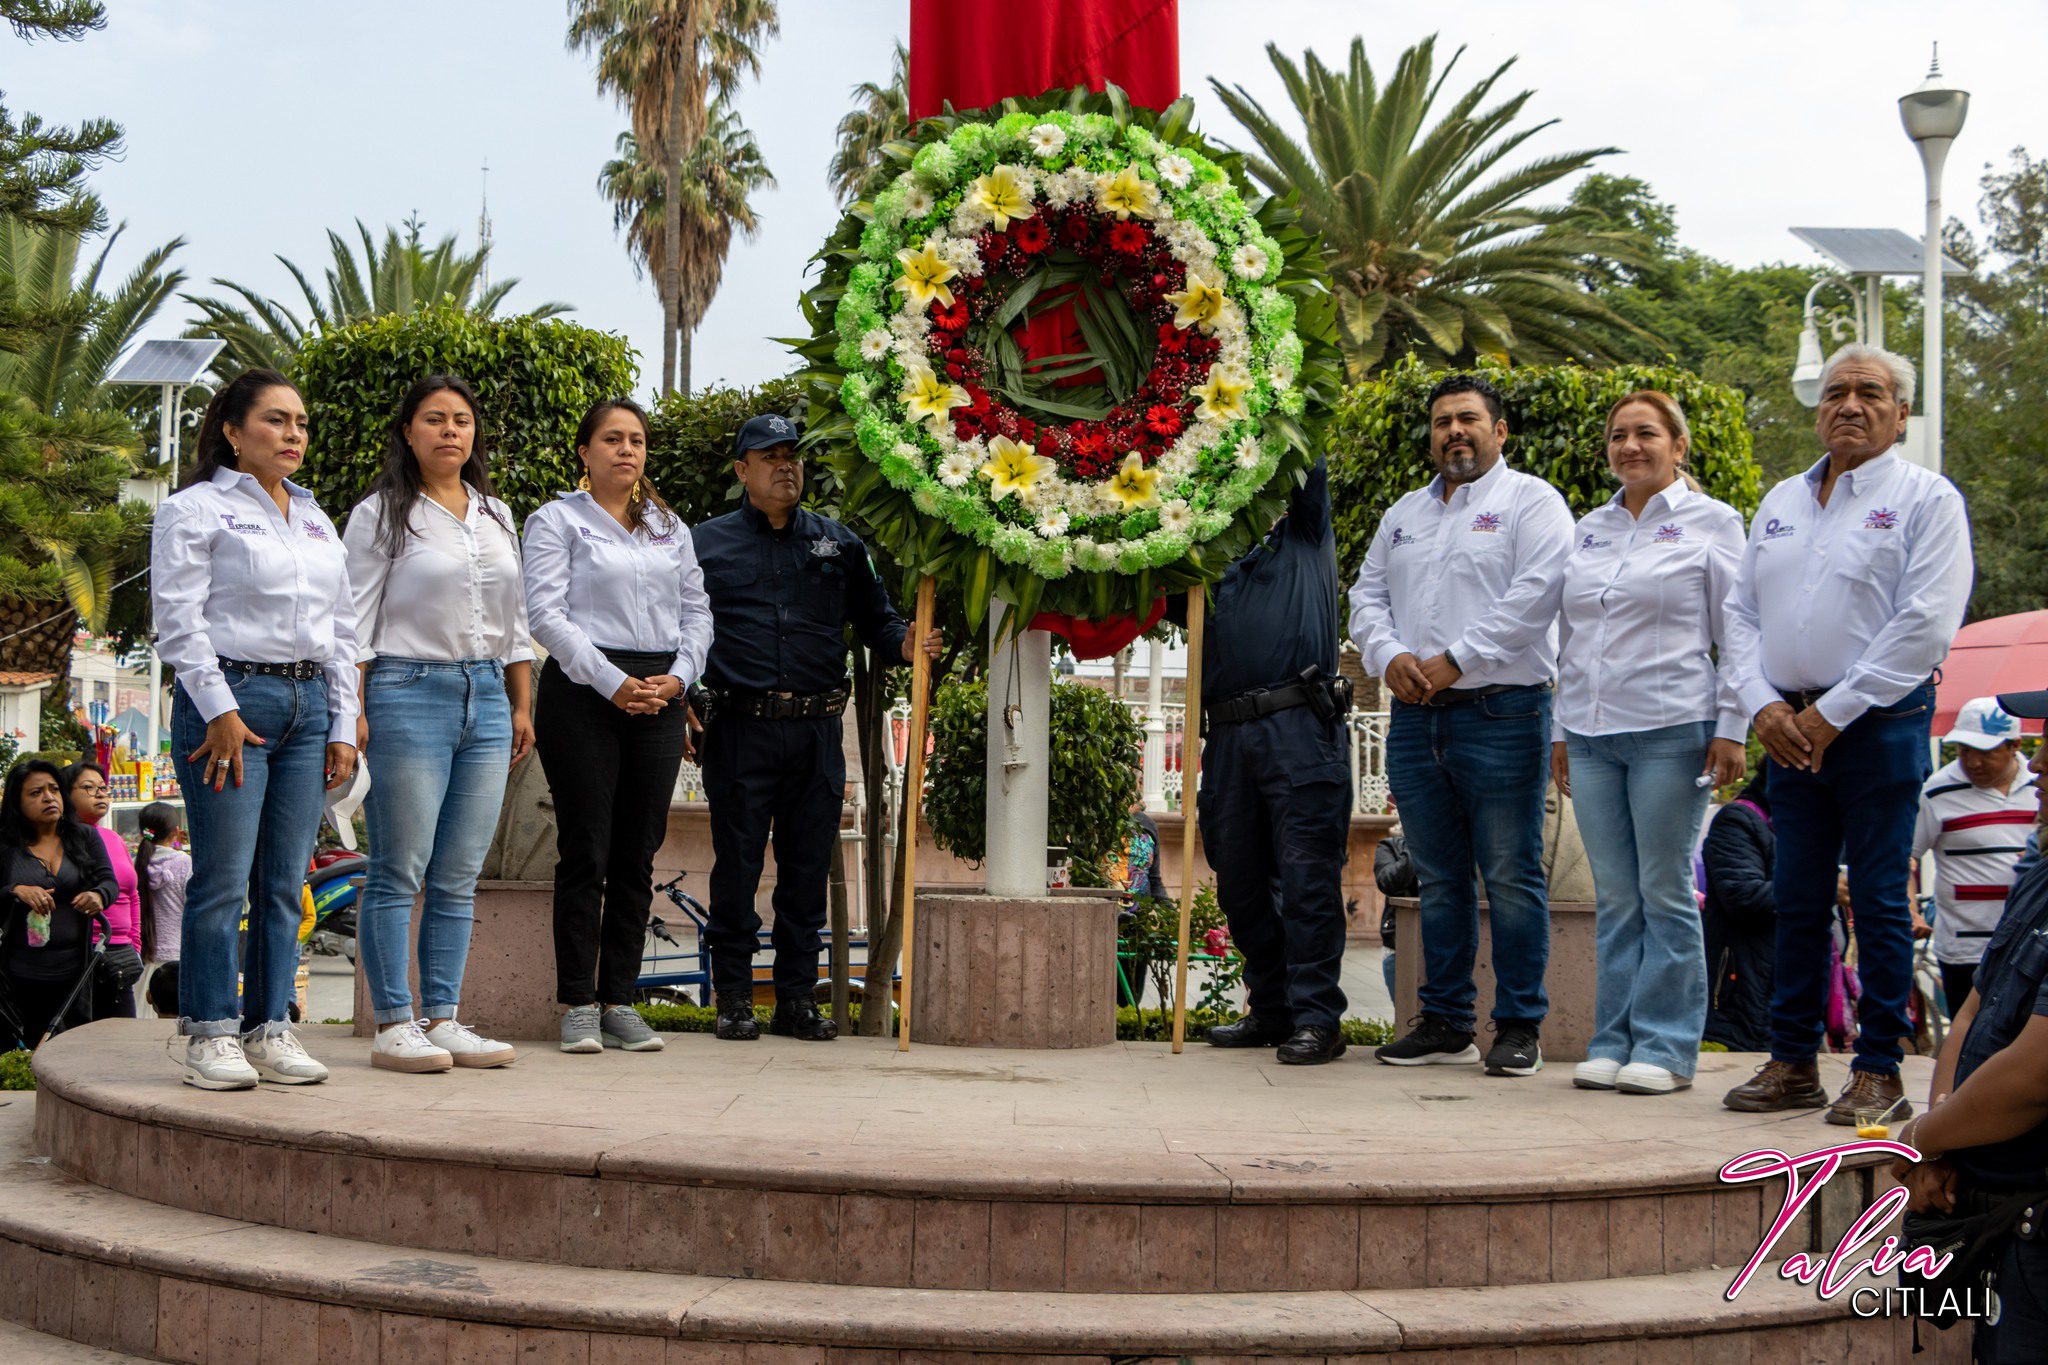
top-left (351, 879), bottom-right (559, 1041)
top-left (909, 891), bottom-right (1118, 1048)
top-left (1387, 896), bottom-right (1598, 1062)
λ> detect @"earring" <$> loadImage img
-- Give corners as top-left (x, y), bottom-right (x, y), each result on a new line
top-left (576, 471), bottom-right (591, 492)
top-left (632, 477), bottom-right (649, 504)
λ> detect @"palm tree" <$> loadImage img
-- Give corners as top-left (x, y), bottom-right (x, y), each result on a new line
top-left (1211, 37), bottom-right (1648, 376)
top-left (0, 209), bottom-right (179, 674)
top-left (600, 100), bottom-right (773, 393)
top-left (182, 217), bottom-right (570, 376)
top-left (827, 42), bottom-right (908, 206)
top-left (567, 0), bottom-right (779, 396)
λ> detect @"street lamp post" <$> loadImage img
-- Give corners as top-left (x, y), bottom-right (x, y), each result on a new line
top-left (1791, 276), bottom-right (1869, 407)
top-left (1899, 46), bottom-right (1969, 474)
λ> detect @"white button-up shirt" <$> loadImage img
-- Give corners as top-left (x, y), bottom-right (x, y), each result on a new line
top-left (522, 491), bottom-right (714, 700)
top-left (343, 490), bottom-right (535, 666)
top-left (1348, 457), bottom-right (1575, 688)
top-left (1554, 480), bottom-right (1748, 742)
top-left (1724, 452), bottom-right (1973, 730)
top-left (149, 467), bottom-right (361, 745)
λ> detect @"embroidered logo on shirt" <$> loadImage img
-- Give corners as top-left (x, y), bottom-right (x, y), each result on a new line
top-left (1390, 526), bottom-right (1416, 548)
top-left (217, 513), bottom-right (267, 535)
top-left (649, 531), bottom-right (676, 545)
top-left (1578, 533), bottom-right (1611, 551)
top-left (1762, 518), bottom-right (1796, 541)
top-left (1653, 523), bottom-right (1684, 544)
top-left (1470, 513), bottom-right (1503, 533)
top-left (300, 520), bottom-right (330, 542)
top-left (1864, 508), bottom-right (1900, 531)
top-left (810, 537), bottom-right (842, 558)
top-left (576, 526), bottom-right (616, 545)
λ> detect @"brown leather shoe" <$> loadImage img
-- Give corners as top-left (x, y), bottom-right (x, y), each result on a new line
top-left (1722, 1059), bottom-right (1829, 1112)
top-left (1825, 1068), bottom-right (1912, 1127)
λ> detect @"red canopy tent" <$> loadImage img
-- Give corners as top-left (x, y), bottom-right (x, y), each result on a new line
top-left (1933, 610), bottom-right (2048, 736)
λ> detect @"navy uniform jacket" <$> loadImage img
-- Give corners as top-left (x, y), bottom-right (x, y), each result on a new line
top-left (1947, 846), bottom-right (2048, 1192)
top-left (1192, 456), bottom-right (1340, 704)
top-left (692, 498), bottom-right (910, 694)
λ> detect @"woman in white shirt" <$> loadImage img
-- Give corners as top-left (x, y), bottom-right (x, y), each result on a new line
top-left (525, 397), bottom-right (712, 1055)
top-left (1551, 391), bottom-right (1749, 1096)
top-left (343, 375), bottom-right (532, 1074)
top-left (149, 368), bottom-right (359, 1091)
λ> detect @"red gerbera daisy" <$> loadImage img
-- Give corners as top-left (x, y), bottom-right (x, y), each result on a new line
top-left (1013, 218), bottom-right (1052, 255)
top-left (931, 299), bottom-right (970, 333)
top-left (1108, 221), bottom-right (1149, 256)
top-left (1144, 405), bottom-right (1183, 439)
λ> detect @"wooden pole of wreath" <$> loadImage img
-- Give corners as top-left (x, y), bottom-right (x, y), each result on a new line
top-left (1170, 587), bottom-right (1206, 1053)
top-left (896, 576), bottom-right (938, 1052)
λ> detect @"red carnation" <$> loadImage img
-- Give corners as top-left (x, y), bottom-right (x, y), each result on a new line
top-left (1109, 222), bottom-right (1150, 256)
top-left (1060, 213), bottom-right (1094, 245)
top-left (1144, 405), bottom-right (1183, 439)
top-left (1013, 218), bottom-right (1052, 255)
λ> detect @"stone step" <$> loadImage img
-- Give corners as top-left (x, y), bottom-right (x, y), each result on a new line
top-left (0, 1318), bottom-right (152, 1363)
top-left (0, 1098), bottom-right (1955, 1363)
top-left (33, 1023), bottom-right (1911, 1294)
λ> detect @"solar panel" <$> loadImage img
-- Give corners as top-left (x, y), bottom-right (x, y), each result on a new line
top-left (1789, 228), bottom-right (1966, 277)
top-left (107, 338), bottom-right (225, 386)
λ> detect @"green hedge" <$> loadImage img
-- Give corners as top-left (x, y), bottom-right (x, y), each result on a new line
top-left (0, 1049), bottom-right (33, 1090)
top-left (290, 305), bottom-right (638, 522)
top-left (1326, 355), bottom-right (1760, 578)
top-left (643, 377), bottom-right (806, 528)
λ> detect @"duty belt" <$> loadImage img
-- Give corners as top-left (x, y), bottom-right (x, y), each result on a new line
top-left (219, 657), bottom-right (322, 681)
top-left (717, 687), bottom-right (850, 720)
top-left (1205, 677), bottom-right (1352, 729)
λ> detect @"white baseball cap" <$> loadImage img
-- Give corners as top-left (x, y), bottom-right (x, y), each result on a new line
top-left (1945, 697), bottom-right (2022, 751)
top-left (322, 758), bottom-right (371, 851)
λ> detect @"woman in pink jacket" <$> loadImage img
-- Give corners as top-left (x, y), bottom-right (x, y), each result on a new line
top-left (61, 761), bottom-right (140, 1017)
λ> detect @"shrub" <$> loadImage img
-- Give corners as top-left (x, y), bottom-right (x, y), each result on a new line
top-left (922, 677), bottom-right (1142, 872)
top-left (0, 1048), bottom-right (33, 1090)
top-left (1325, 355), bottom-right (1760, 578)
top-left (290, 305), bottom-right (637, 522)
top-left (643, 377), bottom-right (806, 527)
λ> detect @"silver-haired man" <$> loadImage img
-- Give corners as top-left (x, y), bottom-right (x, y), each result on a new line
top-left (1721, 345), bottom-right (1974, 1123)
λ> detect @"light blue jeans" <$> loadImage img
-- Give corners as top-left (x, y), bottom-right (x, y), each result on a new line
top-left (358, 659), bottom-right (511, 1025)
top-left (170, 670), bottom-right (330, 1039)
top-left (1565, 720), bottom-right (1712, 1077)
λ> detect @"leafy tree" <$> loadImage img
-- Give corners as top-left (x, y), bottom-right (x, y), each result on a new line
top-left (1210, 36), bottom-right (1645, 376)
top-left (182, 216), bottom-right (569, 377)
top-left (826, 41), bottom-right (908, 206)
top-left (568, 0), bottom-right (779, 397)
top-left (597, 99), bottom-right (774, 396)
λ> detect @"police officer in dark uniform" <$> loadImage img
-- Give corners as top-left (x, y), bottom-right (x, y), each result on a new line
top-left (1181, 455), bottom-right (1352, 1064)
top-left (1891, 686), bottom-right (2048, 1363)
top-left (691, 414), bottom-right (940, 1041)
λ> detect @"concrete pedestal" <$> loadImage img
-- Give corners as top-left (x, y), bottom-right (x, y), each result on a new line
top-left (351, 880), bottom-right (559, 1041)
top-left (910, 891), bottom-right (1118, 1048)
top-left (1389, 896), bottom-right (1597, 1062)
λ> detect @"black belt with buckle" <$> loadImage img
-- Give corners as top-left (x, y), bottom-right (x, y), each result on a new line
top-left (717, 687), bottom-right (850, 720)
top-left (1779, 675), bottom-right (1936, 712)
top-left (219, 657), bottom-right (322, 681)
top-left (1205, 675), bottom-right (1353, 730)
top-left (1420, 682), bottom-right (1529, 707)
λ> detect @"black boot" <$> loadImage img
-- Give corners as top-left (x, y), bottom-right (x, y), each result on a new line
top-left (1205, 1014), bottom-right (1293, 1048)
top-left (768, 995), bottom-right (838, 1041)
top-left (1277, 1025), bottom-right (1347, 1065)
top-left (715, 993), bottom-right (760, 1041)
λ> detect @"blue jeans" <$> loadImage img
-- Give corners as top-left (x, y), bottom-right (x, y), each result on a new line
top-left (1767, 682), bottom-right (1935, 1073)
top-left (1386, 685), bottom-right (1553, 1031)
top-left (358, 659), bottom-right (511, 1025)
top-left (1566, 721), bottom-right (1713, 1077)
top-left (170, 670), bottom-right (330, 1039)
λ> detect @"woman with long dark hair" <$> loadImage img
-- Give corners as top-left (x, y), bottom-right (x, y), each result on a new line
top-left (150, 368), bottom-right (359, 1089)
top-left (343, 374), bottom-right (530, 1073)
top-left (0, 760), bottom-right (117, 1050)
top-left (525, 397), bottom-right (711, 1054)
top-left (132, 802), bottom-right (189, 968)
top-left (59, 761), bottom-right (141, 1018)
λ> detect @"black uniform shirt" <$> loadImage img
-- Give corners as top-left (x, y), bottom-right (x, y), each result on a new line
top-left (1199, 456), bottom-right (1340, 703)
top-left (692, 498), bottom-right (910, 694)
top-left (1946, 846), bottom-right (2048, 1192)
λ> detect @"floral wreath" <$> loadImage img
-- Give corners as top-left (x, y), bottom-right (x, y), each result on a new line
top-left (797, 88), bottom-right (1340, 627)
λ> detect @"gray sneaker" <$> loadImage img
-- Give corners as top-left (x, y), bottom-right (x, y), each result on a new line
top-left (560, 1004), bottom-right (602, 1054)
top-left (601, 1005), bottom-right (664, 1052)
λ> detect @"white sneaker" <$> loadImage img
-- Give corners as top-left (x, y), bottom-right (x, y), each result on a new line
top-left (424, 1018), bottom-right (517, 1069)
top-left (1616, 1062), bottom-right (1692, 1095)
top-left (241, 1031), bottom-right (329, 1085)
top-left (372, 1020), bottom-right (454, 1074)
top-left (175, 1035), bottom-right (258, 1091)
top-left (1572, 1057), bottom-right (1622, 1090)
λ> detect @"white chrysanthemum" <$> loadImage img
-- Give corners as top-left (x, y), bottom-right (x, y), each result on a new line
top-left (1060, 167), bottom-right (1097, 203)
top-left (1034, 508), bottom-right (1071, 538)
top-left (1270, 363), bottom-right (1296, 389)
top-left (892, 440), bottom-right (925, 470)
top-left (1159, 448), bottom-right (1196, 477)
top-left (859, 329), bottom-right (891, 362)
top-left (938, 237), bottom-right (979, 272)
top-left (902, 186), bottom-right (936, 219)
top-left (938, 452), bottom-right (976, 488)
top-left (1230, 244), bottom-right (1270, 279)
top-left (1156, 154), bottom-right (1194, 188)
top-left (1234, 437), bottom-right (1263, 470)
top-left (1158, 499), bottom-right (1194, 534)
top-left (1027, 123), bottom-right (1067, 159)
top-left (950, 198), bottom-right (993, 234)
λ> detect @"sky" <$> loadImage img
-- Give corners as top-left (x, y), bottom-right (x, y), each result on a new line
top-left (10, 0), bottom-right (2044, 395)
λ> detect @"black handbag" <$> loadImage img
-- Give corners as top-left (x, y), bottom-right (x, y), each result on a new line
top-left (1899, 1189), bottom-right (2047, 1333)
top-left (95, 942), bottom-right (143, 992)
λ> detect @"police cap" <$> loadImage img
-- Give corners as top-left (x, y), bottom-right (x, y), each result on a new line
top-left (734, 412), bottom-right (802, 457)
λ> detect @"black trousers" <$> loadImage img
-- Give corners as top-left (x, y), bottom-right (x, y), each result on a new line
top-left (1940, 960), bottom-right (1977, 1020)
top-left (534, 654), bottom-right (688, 1006)
top-left (3, 968), bottom-right (88, 1051)
top-left (700, 713), bottom-right (843, 1000)
top-left (1195, 706), bottom-right (1352, 1031)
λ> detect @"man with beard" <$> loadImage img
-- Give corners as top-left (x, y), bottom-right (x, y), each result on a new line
top-left (692, 414), bottom-right (939, 1042)
top-left (1349, 373), bottom-right (1574, 1075)
top-left (1721, 345), bottom-right (1972, 1123)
